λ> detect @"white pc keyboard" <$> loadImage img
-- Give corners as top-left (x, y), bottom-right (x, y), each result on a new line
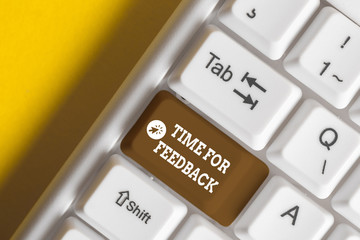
top-left (12, 0), bottom-right (360, 239)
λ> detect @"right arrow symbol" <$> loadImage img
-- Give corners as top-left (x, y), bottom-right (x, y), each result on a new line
top-left (233, 89), bottom-right (258, 110)
top-left (116, 190), bottom-right (130, 206)
top-left (241, 72), bottom-right (267, 93)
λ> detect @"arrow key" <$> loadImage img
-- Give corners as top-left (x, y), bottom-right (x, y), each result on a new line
top-left (77, 155), bottom-right (187, 240)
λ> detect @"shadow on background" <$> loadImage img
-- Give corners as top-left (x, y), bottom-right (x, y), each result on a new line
top-left (0, 0), bottom-right (181, 238)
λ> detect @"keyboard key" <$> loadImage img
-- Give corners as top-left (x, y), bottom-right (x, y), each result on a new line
top-left (55, 217), bottom-right (103, 240)
top-left (173, 215), bottom-right (232, 240)
top-left (327, 0), bottom-right (360, 26)
top-left (349, 96), bottom-right (360, 127)
top-left (77, 155), bottom-right (187, 240)
top-left (121, 91), bottom-right (269, 226)
top-left (327, 224), bottom-right (360, 240)
top-left (332, 164), bottom-right (360, 228)
top-left (267, 99), bottom-right (360, 199)
top-left (284, 7), bottom-right (360, 109)
top-left (169, 27), bottom-right (301, 150)
top-left (57, 229), bottom-right (92, 240)
top-left (234, 176), bottom-right (334, 240)
top-left (219, 0), bottom-right (319, 59)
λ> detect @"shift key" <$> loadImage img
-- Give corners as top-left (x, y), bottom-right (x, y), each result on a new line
top-left (121, 91), bottom-right (269, 226)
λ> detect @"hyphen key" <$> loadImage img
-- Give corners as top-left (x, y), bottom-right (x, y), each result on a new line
top-left (121, 91), bottom-right (269, 226)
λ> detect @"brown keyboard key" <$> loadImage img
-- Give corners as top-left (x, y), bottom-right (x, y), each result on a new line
top-left (121, 91), bottom-right (269, 226)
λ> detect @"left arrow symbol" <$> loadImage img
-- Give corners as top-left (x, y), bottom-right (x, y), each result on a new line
top-left (241, 72), bottom-right (266, 93)
top-left (116, 190), bottom-right (130, 206)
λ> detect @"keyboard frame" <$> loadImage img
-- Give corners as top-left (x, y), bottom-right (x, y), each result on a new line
top-left (13, 0), bottom-right (360, 239)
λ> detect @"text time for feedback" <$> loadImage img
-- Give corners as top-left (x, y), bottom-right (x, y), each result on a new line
top-left (152, 123), bottom-right (231, 194)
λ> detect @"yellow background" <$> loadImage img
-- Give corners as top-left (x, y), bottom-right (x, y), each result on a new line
top-left (0, 0), bottom-right (180, 238)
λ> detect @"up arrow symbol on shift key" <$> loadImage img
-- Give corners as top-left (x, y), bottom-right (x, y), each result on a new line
top-left (116, 190), bottom-right (130, 206)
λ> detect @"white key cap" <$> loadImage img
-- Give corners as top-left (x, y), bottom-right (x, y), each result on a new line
top-left (327, 224), bottom-right (360, 240)
top-left (55, 217), bottom-right (103, 240)
top-left (169, 27), bottom-right (301, 150)
top-left (284, 7), bottom-right (360, 109)
top-left (173, 215), bottom-right (232, 240)
top-left (234, 176), bottom-right (333, 240)
top-left (219, 0), bottom-right (319, 59)
top-left (349, 96), bottom-right (360, 126)
top-left (77, 155), bottom-right (187, 240)
top-left (57, 229), bottom-right (92, 240)
top-left (327, 0), bottom-right (360, 26)
top-left (267, 99), bottom-right (360, 199)
top-left (332, 164), bottom-right (360, 228)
